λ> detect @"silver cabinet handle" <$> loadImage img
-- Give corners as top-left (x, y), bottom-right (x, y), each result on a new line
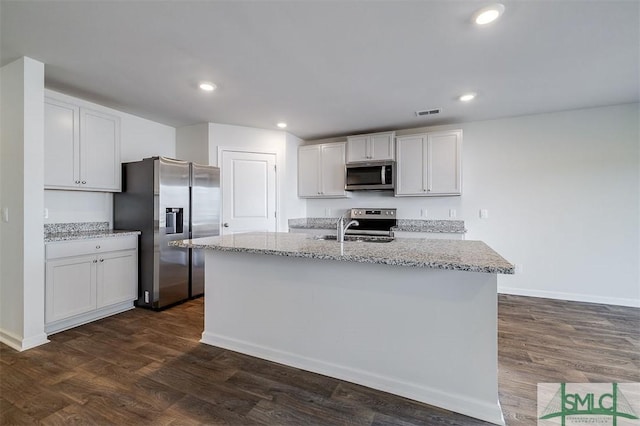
top-left (223, 223), bottom-right (229, 228)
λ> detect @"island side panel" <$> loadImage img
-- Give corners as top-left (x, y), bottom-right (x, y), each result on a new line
top-left (202, 250), bottom-right (504, 425)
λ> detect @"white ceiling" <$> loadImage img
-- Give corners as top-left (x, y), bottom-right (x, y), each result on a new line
top-left (1, 1), bottom-right (638, 140)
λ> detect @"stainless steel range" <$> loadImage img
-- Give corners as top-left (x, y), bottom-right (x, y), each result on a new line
top-left (347, 208), bottom-right (397, 236)
top-left (316, 208), bottom-right (397, 243)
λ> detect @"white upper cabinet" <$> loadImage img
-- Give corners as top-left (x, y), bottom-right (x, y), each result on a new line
top-left (298, 143), bottom-right (348, 198)
top-left (45, 96), bottom-right (121, 192)
top-left (44, 98), bottom-right (80, 188)
top-left (346, 131), bottom-right (395, 163)
top-left (395, 130), bottom-right (462, 196)
top-left (80, 108), bottom-right (121, 191)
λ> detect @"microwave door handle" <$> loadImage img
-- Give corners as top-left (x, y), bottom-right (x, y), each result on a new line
top-left (381, 166), bottom-right (386, 185)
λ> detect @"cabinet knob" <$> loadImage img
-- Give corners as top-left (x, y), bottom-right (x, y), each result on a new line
top-left (93, 259), bottom-right (97, 263)
top-left (81, 181), bottom-right (86, 184)
top-left (99, 259), bottom-right (104, 262)
top-left (75, 180), bottom-right (80, 184)
top-left (96, 245), bottom-right (101, 249)
top-left (223, 223), bottom-right (229, 228)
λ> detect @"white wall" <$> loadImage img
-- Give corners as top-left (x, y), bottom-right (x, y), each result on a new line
top-left (305, 104), bottom-right (640, 307)
top-left (0, 57), bottom-right (49, 350)
top-left (43, 90), bottom-right (176, 226)
top-left (176, 123), bottom-right (209, 163)
top-left (284, 132), bottom-right (307, 222)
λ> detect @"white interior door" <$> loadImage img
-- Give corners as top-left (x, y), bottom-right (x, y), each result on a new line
top-left (221, 150), bottom-right (277, 235)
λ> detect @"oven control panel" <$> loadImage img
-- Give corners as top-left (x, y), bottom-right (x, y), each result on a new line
top-left (350, 208), bottom-right (396, 219)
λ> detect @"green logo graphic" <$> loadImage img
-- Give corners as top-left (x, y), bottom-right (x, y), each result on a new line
top-left (539, 383), bottom-right (639, 425)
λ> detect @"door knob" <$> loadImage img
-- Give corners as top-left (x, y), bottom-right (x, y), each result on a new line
top-left (223, 223), bottom-right (229, 228)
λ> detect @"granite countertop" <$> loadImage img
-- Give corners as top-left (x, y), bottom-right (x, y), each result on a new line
top-left (288, 218), bottom-right (466, 234)
top-left (44, 222), bottom-right (140, 243)
top-left (172, 232), bottom-right (514, 274)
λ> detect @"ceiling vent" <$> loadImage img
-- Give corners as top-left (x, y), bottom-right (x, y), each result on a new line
top-left (415, 108), bottom-right (442, 117)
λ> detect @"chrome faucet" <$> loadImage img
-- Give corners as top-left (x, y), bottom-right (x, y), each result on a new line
top-left (336, 212), bottom-right (359, 243)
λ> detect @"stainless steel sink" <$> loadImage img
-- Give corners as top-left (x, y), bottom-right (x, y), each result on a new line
top-left (313, 234), bottom-right (394, 243)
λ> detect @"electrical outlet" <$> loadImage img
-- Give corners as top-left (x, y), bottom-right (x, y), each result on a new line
top-left (325, 208), bottom-right (332, 217)
top-left (480, 209), bottom-right (489, 219)
top-left (421, 208), bottom-right (428, 217)
top-left (449, 209), bottom-right (457, 218)
top-left (44, 208), bottom-right (49, 219)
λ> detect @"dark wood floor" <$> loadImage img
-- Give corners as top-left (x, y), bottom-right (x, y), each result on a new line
top-left (1, 295), bottom-right (638, 425)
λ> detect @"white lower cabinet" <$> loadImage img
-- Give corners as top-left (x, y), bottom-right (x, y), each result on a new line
top-left (45, 236), bottom-right (138, 334)
top-left (46, 254), bottom-right (97, 323)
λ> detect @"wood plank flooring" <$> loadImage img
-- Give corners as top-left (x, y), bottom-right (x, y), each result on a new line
top-left (1, 295), bottom-right (638, 425)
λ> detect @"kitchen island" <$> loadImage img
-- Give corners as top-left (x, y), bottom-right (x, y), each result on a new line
top-left (172, 232), bottom-right (514, 425)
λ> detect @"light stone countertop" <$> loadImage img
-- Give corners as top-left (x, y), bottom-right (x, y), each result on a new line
top-left (44, 222), bottom-right (140, 243)
top-left (172, 232), bottom-right (514, 274)
top-left (288, 218), bottom-right (466, 233)
top-left (45, 229), bottom-right (141, 243)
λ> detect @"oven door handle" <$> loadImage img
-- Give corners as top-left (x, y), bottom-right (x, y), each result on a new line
top-left (381, 166), bottom-right (386, 185)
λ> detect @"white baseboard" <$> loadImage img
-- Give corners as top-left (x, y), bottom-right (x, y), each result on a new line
top-left (201, 332), bottom-right (505, 426)
top-left (0, 329), bottom-right (49, 352)
top-left (498, 286), bottom-right (640, 308)
top-left (45, 301), bottom-right (134, 335)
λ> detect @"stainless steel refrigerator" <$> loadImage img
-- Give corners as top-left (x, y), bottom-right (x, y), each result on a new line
top-left (114, 157), bottom-right (220, 310)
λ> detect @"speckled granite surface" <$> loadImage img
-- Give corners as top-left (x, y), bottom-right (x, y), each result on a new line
top-left (44, 222), bottom-right (140, 243)
top-left (45, 222), bottom-right (110, 234)
top-left (395, 219), bottom-right (466, 233)
top-left (172, 232), bottom-right (513, 274)
top-left (288, 218), bottom-right (466, 233)
top-left (288, 218), bottom-right (338, 229)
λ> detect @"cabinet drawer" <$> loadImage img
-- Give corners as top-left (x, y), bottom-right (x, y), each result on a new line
top-left (46, 235), bottom-right (138, 259)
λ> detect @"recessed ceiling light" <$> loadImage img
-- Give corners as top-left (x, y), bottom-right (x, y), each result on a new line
top-left (459, 93), bottom-right (477, 102)
top-left (199, 82), bottom-right (216, 92)
top-left (277, 122), bottom-right (287, 129)
top-left (472, 4), bottom-right (505, 25)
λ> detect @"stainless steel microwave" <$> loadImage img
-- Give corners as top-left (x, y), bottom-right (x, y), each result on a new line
top-left (345, 161), bottom-right (395, 191)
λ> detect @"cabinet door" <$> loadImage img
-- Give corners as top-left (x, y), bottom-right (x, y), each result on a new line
top-left (46, 255), bottom-right (97, 323)
top-left (395, 135), bottom-right (426, 196)
top-left (97, 249), bottom-right (137, 308)
top-left (346, 136), bottom-right (369, 163)
top-left (44, 98), bottom-right (80, 188)
top-left (427, 130), bottom-right (462, 195)
top-left (298, 145), bottom-right (321, 197)
top-left (320, 143), bottom-right (347, 196)
top-left (80, 108), bottom-right (121, 191)
top-left (369, 133), bottom-right (395, 161)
